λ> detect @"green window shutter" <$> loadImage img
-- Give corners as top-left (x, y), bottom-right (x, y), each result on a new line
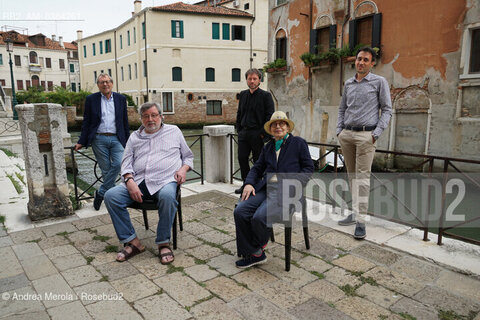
top-left (92, 43), bottom-right (96, 56)
top-left (329, 24), bottom-right (337, 48)
top-left (309, 29), bottom-right (318, 54)
top-left (180, 21), bottom-right (184, 38)
top-left (232, 68), bottom-right (240, 82)
top-left (70, 64), bottom-right (74, 72)
top-left (99, 41), bottom-right (103, 54)
top-left (241, 26), bottom-right (246, 41)
top-left (222, 23), bottom-right (230, 40)
top-left (371, 13), bottom-right (382, 50)
top-left (83, 45), bottom-right (87, 58)
top-left (348, 19), bottom-right (357, 50)
top-left (172, 67), bottom-right (182, 81)
top-left (212, 23), bottom-right (220, 40)
top-left (142, 22), bottom-right (146, 39)
top-left (171, 21), bottom-right (176, 38)
top-left (206, 68), bottom-right (215, 82)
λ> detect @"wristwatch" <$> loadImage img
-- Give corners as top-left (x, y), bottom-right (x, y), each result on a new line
top-left (124, 176), bottom-right (134, 184)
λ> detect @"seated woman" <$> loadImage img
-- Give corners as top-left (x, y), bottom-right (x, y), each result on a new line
top-left (234, 111), bottom-right (314, 268)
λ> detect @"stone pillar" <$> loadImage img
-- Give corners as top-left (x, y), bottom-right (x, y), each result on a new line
top-left (203, 125), bottom-right (235, 183)
top-left (16, 103), bottom-right (73, 221)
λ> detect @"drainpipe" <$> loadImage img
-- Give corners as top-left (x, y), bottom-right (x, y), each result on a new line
top-left (308, 0), bottom-right (313, 100)
top-left (339, 0), bottom-right (351, 96)
top-left (114, 30), bottom-right (118, 92)
top-left (144, 10), bottom-right (149, 101)
top-left (455, 86), bottom-right (463, 118)
top-left (387, 108), bottom-right (396, 168)
top-left (249, 0), bottom-right (256, 69)
top-left (425, 101), bottom-right (432, 154)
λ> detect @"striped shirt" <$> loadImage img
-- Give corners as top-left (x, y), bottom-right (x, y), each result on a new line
top-left (121, 124), bottom-right (194, 194)
top-left (336, 72), bottom-right (392, 139)
top-left (97, 92), bottom-right (117, 134)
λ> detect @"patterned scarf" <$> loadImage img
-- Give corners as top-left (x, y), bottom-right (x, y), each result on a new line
top-left (275, 133), bottom-right (289, 151)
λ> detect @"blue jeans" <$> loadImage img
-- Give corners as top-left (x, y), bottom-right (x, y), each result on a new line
top-left (91, 135), bottom-right (124, 197)
top-left (104, 181), bottom-right (178, 245)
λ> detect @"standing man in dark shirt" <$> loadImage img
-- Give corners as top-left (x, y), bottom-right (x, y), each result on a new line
top-left (235, 68), bottom-right (274, 194)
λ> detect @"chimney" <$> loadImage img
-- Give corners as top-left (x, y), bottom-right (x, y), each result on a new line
top-left (52, 34), bottom-right (56, 41)
top-left (77, 30), bottom-right (83, 40)
top-left (59, 36), bottom-right (64, 47)
top-left (134, 0), bottom-right (142, 14)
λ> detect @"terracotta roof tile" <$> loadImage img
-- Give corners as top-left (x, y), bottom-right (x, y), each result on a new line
top-left (64, 42), bottom-right (78, 50)
top-left (0, 30), bottom-right (67, 51)
top-left (152, 1), bottom-right (252, 18)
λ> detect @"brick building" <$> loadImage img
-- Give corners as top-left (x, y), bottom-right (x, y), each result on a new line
top-left (266, 0), bottom-right (480, 165)
top-left (77, 0), bottom-right (269, 125)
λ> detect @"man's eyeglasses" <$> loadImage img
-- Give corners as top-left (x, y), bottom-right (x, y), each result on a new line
top-left (141, 113), bottom-right (160, 120)
top-left (97, 81), bottom-right (112, 85)
top-left (271, 121), bottom-right (287, 128)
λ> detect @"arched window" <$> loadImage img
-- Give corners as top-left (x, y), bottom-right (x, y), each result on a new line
top-left (206, 68), bottom-right (215, 82)
top-left (29, 51), bottom-right (38, 64)
top-left (31, 75), bottom-right (40, 88)
top-left (172, 67), bottom-right (182, 81)
top-left (275, 30), bottom-right (287, 60)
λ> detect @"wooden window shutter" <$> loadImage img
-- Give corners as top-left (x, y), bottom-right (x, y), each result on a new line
top-left (348, 19), bottom-right (357, 50)
top-left (371, 13), bottom-right (382, 49)
top-left (309, 29), bottom-right (318, 54)
top-left (171, 21), bottom-right (176, 38)
top-left (329, 24), bottom-right (337, 48)
top-left (180, 21), bottom-right (184, 38)
top-left (276, 39), bottom-right (281, 59)
top-left (241, 26), bottom-right (246, 41)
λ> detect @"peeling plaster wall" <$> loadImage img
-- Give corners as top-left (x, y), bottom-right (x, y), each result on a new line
top-left (267, 0), bottom-right (480, 168)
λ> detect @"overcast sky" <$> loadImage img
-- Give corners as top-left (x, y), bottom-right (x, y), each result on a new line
top-left (0, 0), bottom-right (197, 42)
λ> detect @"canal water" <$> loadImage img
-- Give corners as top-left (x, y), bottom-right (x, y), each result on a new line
top-left (68, 130), bottom-right (478, 243)
top-left (69, 128), bottom-right (241, 191)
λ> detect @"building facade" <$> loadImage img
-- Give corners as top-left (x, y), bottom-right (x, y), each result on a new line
top-left (267, 0), bottom-right (480, 165)
top-left (0, 31), bottom-right (79, 94)
top-left (77, 0), bottom-right (269, 125)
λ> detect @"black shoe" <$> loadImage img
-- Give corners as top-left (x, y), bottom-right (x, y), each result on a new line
top-left (94, 191), bottom-right (103, 211)
top-left (234, 186), bottom-right (244, 194)
top-left (338, 214), bottom-right (356, 226)
top-left (235, 252), bottom-right (267, 268)
top-left (354, 223), bottom-right (366, 239)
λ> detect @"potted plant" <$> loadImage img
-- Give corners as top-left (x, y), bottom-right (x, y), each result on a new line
top-left (339, 44), bottom-right (379, 62)
top-left (263, 58), bottom-right (287, 73)
top-left (300, 48), bottom-right (340, 68)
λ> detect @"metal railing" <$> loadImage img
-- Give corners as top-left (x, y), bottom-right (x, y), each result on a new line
top-left (66, 133), bottom-right (206, 204)
top-left (228, 135), bottom-right (480, 246)
top-left (0, 118), bottom-right (19, 136)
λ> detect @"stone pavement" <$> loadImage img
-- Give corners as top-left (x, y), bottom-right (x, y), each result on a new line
top-left (1, 190), bottom-right (480, 320)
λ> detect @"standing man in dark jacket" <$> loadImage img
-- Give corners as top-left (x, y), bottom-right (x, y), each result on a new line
top-left (235, 68), bottom-right (274, 194)
top-left (75, 73), bottom-right (130, 210)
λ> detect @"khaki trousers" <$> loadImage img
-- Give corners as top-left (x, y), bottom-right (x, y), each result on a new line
top-left (337, 130), bottom-right (376, 223)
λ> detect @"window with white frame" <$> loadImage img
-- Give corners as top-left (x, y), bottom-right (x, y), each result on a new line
top-left (162, 92), bottom-right (173, 113)
top-left (206, 100), bottom-right (222, 115)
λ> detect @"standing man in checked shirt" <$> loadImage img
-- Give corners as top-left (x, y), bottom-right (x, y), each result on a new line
top-left (336, 47), bottom-right (392, 239)
top-left (104, 102), bottom-right (193, 264)
top-left (75, 73), bottom-right (130, 211)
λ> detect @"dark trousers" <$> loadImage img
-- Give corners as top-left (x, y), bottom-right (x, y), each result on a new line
top-left (238, 129), bottom-right (264, 181)
top-left (234, 189), bottom-right (273, 257)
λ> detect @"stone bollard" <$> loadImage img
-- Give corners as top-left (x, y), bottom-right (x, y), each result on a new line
top-left (203, 125), bottom-right (235, 183)
top-left (16, 103), bottom-right (73, 221)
